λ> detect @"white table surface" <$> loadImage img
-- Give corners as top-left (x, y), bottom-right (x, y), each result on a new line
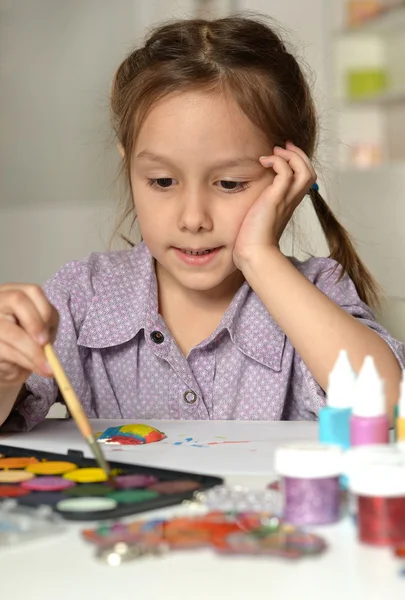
top-left (0, 419), bottom-right (404, 600)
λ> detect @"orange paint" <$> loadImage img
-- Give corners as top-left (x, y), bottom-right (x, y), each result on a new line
top-left (0, 457), bottom-right (39, 469)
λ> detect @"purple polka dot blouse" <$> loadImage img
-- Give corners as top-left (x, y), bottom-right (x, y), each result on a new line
top-left (2, 243), bottom-right (404, 431)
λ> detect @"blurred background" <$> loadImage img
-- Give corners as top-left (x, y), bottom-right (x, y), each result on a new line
top-left (1, 0), bottom-right (405, 342)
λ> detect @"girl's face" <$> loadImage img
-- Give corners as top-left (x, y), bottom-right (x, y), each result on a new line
top-left (130, 90), bottom-right (274, 296)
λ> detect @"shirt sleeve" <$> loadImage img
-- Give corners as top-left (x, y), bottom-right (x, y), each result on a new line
top-left (286, 257), bottom-right (405, 421)
top-left (0, 262), bottom-right (90, 432)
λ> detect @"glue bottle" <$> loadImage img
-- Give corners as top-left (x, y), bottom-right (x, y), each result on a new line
top-left (350, 355), bottom-right (389, 446)
top-left (395, 370), bottom-right (405, 448)
top-left (319, 350), bottom-right (355, 450)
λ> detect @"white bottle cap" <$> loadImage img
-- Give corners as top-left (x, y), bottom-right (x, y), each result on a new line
top-left (349, 463), bottom-right (405, 497)
top-left (342, 444), bottom-right (405, 477)
top-left (398, 370), bottom-right (405, 419)
top-left (326, 349), bottom-right (356, 409)
top-left (274, 443), bottom-right (343, 479)
top-left (352, 355), bottom-right (386, 417)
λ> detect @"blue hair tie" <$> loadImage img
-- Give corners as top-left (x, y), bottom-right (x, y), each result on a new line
top-left (311, 182), bottom-right (319, 192)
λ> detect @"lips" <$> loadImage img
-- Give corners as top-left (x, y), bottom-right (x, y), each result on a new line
top-left (177, 248), bottom-right (219, 256)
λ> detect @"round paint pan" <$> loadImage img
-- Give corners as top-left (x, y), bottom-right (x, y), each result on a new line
top-left (64, 484), bottom-right (113, 497)
top-left (107, 489), bottom-right (159, 504)
top-left (56, 497), bottom-right (117, 513)
top-left (0, 485), bottom-right (31, 498)
top-left (0, 457), bottom-right (39, 469)
top-left (0, 470), bottom-right (35, 483)
top-left (21, 476), bottom-right (76, 492)
top-left (148, 480), bottom-right (200, 494)
top-left (18, 491), bottom-right (67, 506)
top-left (63, 468), bottom-right (108, 483)
top-left (113, 474), bottom-right (158, 490)
top-left (26, 461), bottom-right (77, 475)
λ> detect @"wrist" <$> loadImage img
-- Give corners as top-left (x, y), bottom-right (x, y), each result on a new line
top-left (237, 245), bottom-right (285, 276)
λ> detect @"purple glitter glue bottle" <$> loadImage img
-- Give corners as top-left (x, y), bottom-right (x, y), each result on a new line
top-left (350, 356), bottom-right (389, 447)
top-left (274, 443), bottom-right (343, 526)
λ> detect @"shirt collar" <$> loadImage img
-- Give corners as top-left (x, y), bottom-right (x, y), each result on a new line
top-left (77, 243), bottom-right (157, 348)
top-left (77, 243), bottom-right (285, 371)
top-left (197, 281), bottom-right (285, 371)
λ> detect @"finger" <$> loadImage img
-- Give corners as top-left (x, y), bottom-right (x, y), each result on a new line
top-left (272, 147), bottom-right (315, 197)
top-left (0, 340), bottom-right (35, 379)
top-left (19, 285), bottom-right (58, 337)
top-left (285, 142), bottom-right (317, 180)
top-left (0, 318), bottom-right (52, 376)
top-left (259, 154), bottom-right (296, 201)
top-left (0, 287), bottom-right (51, 345)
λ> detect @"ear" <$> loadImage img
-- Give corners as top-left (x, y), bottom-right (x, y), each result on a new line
top-left (117, 143), bottom-right (125, 158)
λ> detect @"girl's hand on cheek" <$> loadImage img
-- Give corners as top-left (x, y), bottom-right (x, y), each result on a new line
top-left (233, 141), bottom-right (317, 270)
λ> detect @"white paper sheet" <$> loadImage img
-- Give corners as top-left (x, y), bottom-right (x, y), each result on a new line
top-left (0, 418), bottom-right (318, 476)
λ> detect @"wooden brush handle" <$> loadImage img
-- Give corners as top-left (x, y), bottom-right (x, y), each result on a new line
top-left (44, 344), bottom-right (92, 438)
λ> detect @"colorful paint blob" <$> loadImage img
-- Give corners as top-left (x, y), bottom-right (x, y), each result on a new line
top-left (26, 461), bottom-right (77, 475)
top-left (21, 476), bottom-right (76, 492)
top-left (148, 480), bottom-right (200, 494)
top-left (0, 470), bottom-right (35, 483)
top-left (56, 497), bottom-right (117, 513)
top-left (63, 468), bottom-right (108, 483)
top-left (0, 457), bottom-right (39, 469)
top-left (98, 423), bottom-right (166, 445)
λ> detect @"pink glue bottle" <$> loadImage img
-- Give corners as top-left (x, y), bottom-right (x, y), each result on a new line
top-left (350, 355), bottom-right (389, 446)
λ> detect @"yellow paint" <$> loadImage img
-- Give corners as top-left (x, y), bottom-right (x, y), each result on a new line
top-left (119, 424), bottom-right (159, 436)
top-left (26, 461), bottom-right (77, 475)
top-left (63, 467), bottom-right (108, 483)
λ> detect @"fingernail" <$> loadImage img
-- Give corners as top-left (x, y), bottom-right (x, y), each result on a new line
top-left (259, 156), bottom-right (273, 166)
top-left (37, 332), bottom-right (48, 345)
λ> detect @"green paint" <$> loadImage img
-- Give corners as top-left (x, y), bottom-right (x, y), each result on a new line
top-left (108, 489), bottom-right (159, 504)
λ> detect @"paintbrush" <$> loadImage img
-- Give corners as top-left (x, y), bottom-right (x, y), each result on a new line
top-left (44, 344), bottom-right (112, 479)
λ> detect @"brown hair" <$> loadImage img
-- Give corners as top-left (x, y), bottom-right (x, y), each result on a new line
top-left (110, 14), bottom-right (380, 309)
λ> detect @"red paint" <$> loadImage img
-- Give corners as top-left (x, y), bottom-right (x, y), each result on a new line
top-left (107, 435), bottom-right (143, 445)
top-left (207, 440), bottom-right (250, 446)
top-left (0, 485), bottom-right (30, 498)
top-left (358, 495), bottom-right (405, 546)
top-left (146, 430), bottom-right (165, 442)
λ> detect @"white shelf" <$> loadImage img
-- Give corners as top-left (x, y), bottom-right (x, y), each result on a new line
top-left (342, 88), bottom-right (405, 107)
top-left (337, 4), bottom-right (405, 37)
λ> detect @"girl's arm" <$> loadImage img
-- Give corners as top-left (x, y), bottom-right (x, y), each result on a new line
top-left (242, 247), bottom-right (402, 417)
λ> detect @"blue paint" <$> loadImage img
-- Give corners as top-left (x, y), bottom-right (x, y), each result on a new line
top-left (185, 437), bottom-right (193, 442)
top-left (173, 442), bottom-right (183, 446)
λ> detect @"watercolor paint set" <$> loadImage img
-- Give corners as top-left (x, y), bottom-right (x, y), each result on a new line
top-left (0, 444), bottom-right (223, 521)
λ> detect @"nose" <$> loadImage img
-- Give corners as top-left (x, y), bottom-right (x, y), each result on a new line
top-left (177, 187), bottom-right (213, 233)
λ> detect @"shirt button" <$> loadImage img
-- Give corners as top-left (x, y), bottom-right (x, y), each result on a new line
top-left (150, 331), bottom-right (165, 344)
top-left (183, 390), bottom-right (197, 405)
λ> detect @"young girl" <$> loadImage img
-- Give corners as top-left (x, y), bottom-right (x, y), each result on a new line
top-left (0, 15), bottom-right (403, 432)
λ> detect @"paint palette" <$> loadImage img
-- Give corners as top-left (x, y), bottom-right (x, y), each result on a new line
top-left (0, 444), bottom-right (223, 521)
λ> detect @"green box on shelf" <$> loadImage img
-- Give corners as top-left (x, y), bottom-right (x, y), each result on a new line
top-left (346, 68), bottom-right (388, 100)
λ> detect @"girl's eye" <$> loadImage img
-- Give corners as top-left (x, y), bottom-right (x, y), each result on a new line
top-left (147, 178), bottom-right (177, 189)
top-left (216, 180), bottom-right (251, 193)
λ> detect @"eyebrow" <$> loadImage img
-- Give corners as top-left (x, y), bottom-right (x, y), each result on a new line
top-left (135, 150), bottom-right (260, 169)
